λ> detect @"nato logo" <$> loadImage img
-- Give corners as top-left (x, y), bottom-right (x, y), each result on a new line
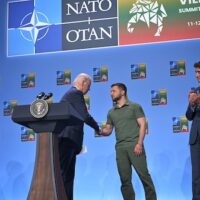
top-left (172, 116), bottom-right (188, 133)
top-left (151, 89), bottom-right (167, 105)
top-left (7, 0), bottom-right (118, 56)
top-left (57, 70), bottom-right (71, 85)
top-left (170, 60), bottom-right (186, 76)
top-left (8, 0), bottom-right (62, 56)
top-left (21, 127), bottom-right (35, 142)
top-left (93, 67), bottom-right (101, 82)
top-left (21, 73), bottom-right (35, 88)
top-left (93, 67), bottom-right (108, 82)
top-left (172, 117), bottom-right (181, 133)
top-left (131, 63), bottom-right (146, 79)
top-left (3, 100), bottom-right (17, 116)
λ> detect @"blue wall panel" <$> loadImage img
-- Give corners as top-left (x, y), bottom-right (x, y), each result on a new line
top-left (1, 0), bottom-right (200, 200)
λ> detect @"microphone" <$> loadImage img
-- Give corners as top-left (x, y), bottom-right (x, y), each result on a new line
top-left (36, 92), bottom-right (45, 99)
top-left (43, 92), bottom-right (53, 100)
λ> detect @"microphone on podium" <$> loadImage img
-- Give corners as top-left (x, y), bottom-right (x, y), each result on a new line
top-left (43, 92), bottom-right (53, 101)
top-left (36, 92), bottom-right (45, 99)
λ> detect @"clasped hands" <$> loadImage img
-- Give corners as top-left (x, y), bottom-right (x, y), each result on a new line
top-left (95, 127), bottom-right (103, 136)
top-left (189, 91), bottom-right (200, 106)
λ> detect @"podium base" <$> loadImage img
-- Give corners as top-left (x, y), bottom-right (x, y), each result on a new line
top-left (27, 133), bottom-right (67, 200)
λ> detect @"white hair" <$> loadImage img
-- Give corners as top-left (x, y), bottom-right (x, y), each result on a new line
top-left (73, 73), bottom-right (91, 85)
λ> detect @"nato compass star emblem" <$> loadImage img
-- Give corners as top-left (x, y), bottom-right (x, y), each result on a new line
top-left (19, 10), bottom-right (50, 44)
top-left (8, 0), bottom-right (62, 56)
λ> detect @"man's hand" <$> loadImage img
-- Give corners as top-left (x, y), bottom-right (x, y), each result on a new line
top-left (195, 94), bottom-right (200, 105)
top-left (134, 143), bottom-right (143, 156)
top-left (188, 92), bottom-right (199, 105)
top-left (100, 124), bottom-right (113, 136)
top-left (95, 127), bottom-right (102, 136)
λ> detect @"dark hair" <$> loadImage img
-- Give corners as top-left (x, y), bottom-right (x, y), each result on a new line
top-left (111, 83), bottom-right (127, 96)
top-left (194, 61), bottom-right (200, 68)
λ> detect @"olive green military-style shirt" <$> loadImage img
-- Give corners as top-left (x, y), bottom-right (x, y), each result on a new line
top-left (107, 100), bottom-right (145, 148)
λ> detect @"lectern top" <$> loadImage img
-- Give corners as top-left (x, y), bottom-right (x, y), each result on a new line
top-left (11, 102), bottom-right (81, 133)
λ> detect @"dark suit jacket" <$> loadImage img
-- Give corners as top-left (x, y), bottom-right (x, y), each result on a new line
top-left (186, 86), bottom-right (200, 145)
top-left (58, 86), bottom-right (99, 153)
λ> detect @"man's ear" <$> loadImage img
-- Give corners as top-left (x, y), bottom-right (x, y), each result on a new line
top-left (121, 90), bottom-right (125, 96)
top-left (82, 80), bottom-right (86, 86)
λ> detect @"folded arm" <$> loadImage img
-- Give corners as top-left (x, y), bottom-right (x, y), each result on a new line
top-left (186, 92), bottom-right (199, 121)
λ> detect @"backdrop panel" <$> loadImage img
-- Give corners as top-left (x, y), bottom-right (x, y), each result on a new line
top-left (1, 0), bottom-right (200, 200)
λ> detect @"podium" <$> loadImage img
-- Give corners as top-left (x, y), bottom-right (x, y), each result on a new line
top-left (12, 102), bottom-right (82, 200)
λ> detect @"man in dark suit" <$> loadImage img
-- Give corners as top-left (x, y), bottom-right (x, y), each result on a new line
top-left (57, 73), bottom-right (100, 200)
top-left (186, 61), bottom-right (200, 200)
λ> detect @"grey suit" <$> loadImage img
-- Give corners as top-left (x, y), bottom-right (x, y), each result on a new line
top-left (57, 86), bottom-right (99, 200)
top-left (186, 86), bottom-right (200, 200)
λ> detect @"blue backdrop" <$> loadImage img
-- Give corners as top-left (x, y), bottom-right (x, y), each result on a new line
top-left (1, 0), bottom-right (200, 200)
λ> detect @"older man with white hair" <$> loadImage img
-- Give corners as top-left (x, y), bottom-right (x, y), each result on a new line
top-left (57, 73), bottom-right (100, 200)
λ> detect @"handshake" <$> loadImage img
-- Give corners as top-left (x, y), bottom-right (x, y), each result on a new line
top-left (95, 127), bottom-right (103, 136)
top-left (95, 122), bottom-right (112, 137)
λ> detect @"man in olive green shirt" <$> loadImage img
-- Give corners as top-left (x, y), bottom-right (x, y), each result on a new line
top-left (100, 83), bottom-right (156, 200)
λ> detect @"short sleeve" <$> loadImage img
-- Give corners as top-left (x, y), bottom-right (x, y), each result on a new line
top-left (134, 104), bottom-right (145, 118)
top-left (106, 111), bottom-right (113, 125)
